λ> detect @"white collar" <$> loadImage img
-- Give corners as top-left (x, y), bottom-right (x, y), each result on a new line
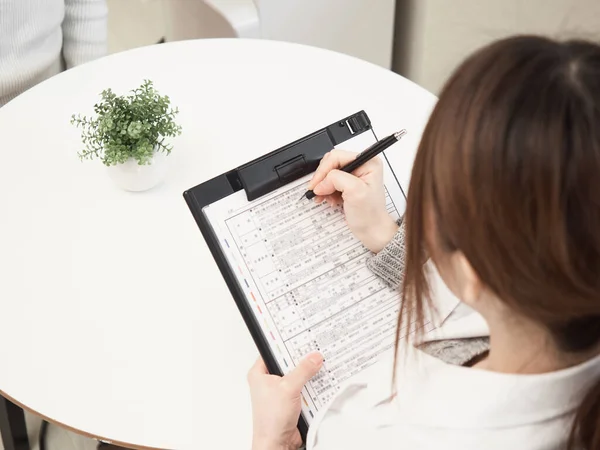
top-left (363, 347), bottom-right (600, 429)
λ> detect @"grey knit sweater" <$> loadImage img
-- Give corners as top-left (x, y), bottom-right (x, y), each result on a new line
top-left (367, 220), bottom-right (490, 366)
top-left (0, 0), bottom-right (108, 106)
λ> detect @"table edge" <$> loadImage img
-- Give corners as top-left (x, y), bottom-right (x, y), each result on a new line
top-left (0, 389), bottom-right (167, 450)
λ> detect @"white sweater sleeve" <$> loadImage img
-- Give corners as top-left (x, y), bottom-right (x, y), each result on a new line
top-left (62, 0), bottom-right (108, 68)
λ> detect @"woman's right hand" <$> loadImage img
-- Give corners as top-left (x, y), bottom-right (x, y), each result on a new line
top-left (308, 150), bottom-right (399, 253)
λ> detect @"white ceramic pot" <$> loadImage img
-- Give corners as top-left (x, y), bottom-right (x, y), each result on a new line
top-left (106, 150), bottom-right (168, 192)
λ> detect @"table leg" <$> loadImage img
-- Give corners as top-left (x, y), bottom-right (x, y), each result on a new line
top-left (0, 396), bottom-right (30, 450)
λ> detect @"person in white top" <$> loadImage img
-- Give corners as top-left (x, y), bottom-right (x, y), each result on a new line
top-left (247, 35), bottom-right (600, 450)
top-left (0, 0), bottom-right (108, 106)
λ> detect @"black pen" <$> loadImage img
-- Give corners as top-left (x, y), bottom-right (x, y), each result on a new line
top-left (299, 129), bottom-right (407, 202)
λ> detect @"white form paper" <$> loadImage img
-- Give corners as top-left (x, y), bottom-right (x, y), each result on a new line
top-left (203, 131), bottom-right (427, 423)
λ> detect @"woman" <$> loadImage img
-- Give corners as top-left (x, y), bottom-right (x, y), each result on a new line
top-left (0, 0), bottom-right (107, 106)
top-left (248, 36), bottom-right (600, 450)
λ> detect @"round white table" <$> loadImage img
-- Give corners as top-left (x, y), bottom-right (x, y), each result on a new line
top-left (0, 39), bottom-right (436, 449)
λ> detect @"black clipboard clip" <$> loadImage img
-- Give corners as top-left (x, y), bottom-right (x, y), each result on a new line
top-left (232, 111), bottom-right (372, 201)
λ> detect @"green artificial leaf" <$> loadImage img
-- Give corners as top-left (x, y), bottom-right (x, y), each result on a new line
top-left (71, 80), bottom-right (182, 166)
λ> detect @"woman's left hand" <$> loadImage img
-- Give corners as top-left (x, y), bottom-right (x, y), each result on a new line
top-left (248, 352), bottom-right (324, 450)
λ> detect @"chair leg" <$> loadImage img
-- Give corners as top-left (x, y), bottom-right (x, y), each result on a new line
top-left (0, 396), bottom-right (30, 450)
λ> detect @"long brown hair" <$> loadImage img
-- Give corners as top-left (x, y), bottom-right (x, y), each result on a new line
top-left (398, 36), bottom-right (600, 449)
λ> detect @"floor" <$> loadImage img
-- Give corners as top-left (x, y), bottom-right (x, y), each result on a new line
top-left (0, 412), bottom-right (99, 450)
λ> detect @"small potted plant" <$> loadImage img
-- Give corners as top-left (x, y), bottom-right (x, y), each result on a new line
top-left (71, 80), bottom-right (182, 191)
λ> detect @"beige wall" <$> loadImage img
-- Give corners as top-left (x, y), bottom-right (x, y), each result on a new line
top-left (393, 0), bottom-right (600, 94)
top-left (107, 0), bottom-right (167, 53)
top-left (108, 0), bottom-right (394, 67)
top-left (107, 0), bottom-right (600, 95)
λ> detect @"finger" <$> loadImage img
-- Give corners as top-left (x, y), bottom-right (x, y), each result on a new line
top-left (313, 169), bottom-right (366, 197)
top-left (308, 150), bottom-right (358, 190)
top-left (325, 193), bottom-right (342, 207)
top-left (283, 352), bottom-right (323, 393)
top-left (310, 149), bottom-right (385, 190)
top-left (247, 357), bottom-right (269, 383)
top-left (353, 154), bottom-right (384, 179)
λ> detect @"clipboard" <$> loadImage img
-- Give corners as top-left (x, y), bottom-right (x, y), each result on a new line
top-left (183, 111), bottom-right (406, 440)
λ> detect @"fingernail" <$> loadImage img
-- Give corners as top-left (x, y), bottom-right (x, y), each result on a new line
top-left (308, 352), bottom-right (323, 366)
